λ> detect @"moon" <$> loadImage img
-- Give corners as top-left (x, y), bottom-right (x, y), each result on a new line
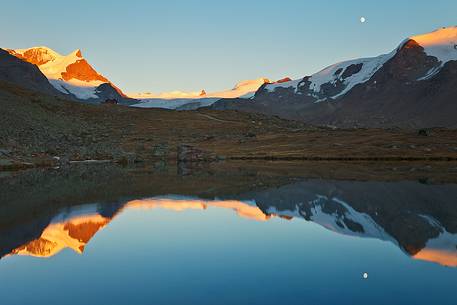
top-left (360, 17), bottom-right (366, 23)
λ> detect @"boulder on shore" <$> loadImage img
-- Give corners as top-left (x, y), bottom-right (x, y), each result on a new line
top-left (177, 145), bottom-right (217, 162)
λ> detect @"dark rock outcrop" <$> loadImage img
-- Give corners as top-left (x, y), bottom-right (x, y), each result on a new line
top-left (0, 48), bottom-right (61, 96)
top-left (177, 144), bottom-right (217, 162)
top-left (89, 83), bottom-right (138, 105)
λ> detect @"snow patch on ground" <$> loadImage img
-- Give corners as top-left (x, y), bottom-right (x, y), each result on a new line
top-left (50, 79), bottom-right (103, 100)
top-left (131, 98), bottom-right (220, 110)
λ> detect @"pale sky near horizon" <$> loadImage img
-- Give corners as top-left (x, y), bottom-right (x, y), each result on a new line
top-left (2, 0), bottom-right (457, 93)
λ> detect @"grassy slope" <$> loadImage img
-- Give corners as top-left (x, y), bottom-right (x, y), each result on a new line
top-left (1, 80), bottom-right (457, 170)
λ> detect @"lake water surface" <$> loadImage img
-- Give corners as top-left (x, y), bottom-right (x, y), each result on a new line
top-left (0, 164), bottom-right (456, 305)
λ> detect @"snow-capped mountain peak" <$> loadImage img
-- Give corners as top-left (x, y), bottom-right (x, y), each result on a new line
top-left (7, 46), bottom-right (126, 101)
top-left (9, 46), bottom-right (60, 65)
top-left (262, 26), bottom-right (457, 102)
top-left (23, 47), bottom-right (108, 83)
top-left (410, 26), bottom-right (457, 65)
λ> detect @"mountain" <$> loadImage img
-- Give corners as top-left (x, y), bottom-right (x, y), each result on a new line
top-left (7, 46), bottom-right (136, 104)
top-left (211, 27), bottom-right (457, 128)
top-left (130, 78), bottom-right (271, 110)
top-left (0, 48), bottom-right (61, 95)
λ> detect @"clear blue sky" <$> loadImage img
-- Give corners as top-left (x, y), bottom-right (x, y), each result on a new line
top-left (2, 0), bottom-right (456, 93)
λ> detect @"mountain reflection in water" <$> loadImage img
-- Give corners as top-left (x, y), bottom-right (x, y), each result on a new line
top-left (1, 163), bottom-right (457, 305)
top-left (4, 185), bottom-right (456, 267)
